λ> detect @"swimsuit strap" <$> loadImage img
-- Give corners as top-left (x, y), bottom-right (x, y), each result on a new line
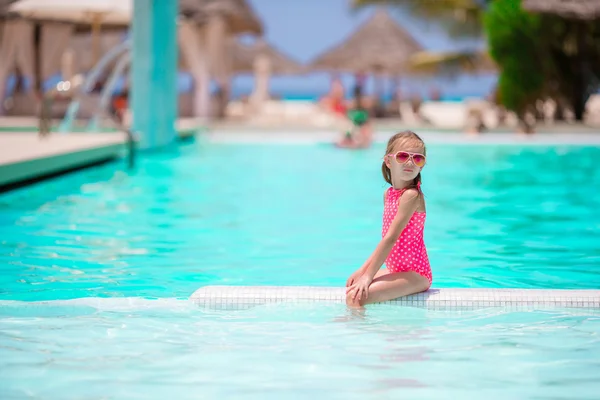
top-left (390, 185), bottom-right (420, 196)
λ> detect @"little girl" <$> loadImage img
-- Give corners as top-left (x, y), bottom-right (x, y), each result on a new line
top-left (346, 131), bottom-right (432, 307)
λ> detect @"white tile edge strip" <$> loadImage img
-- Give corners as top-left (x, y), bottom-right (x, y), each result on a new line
top-left (190, 286), bottom-right (600, 308)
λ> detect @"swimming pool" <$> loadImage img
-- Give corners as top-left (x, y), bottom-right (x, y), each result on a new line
top-left (1, 137), bottom-right (599, 398)
top-left (1, 139), bottom-right (599, 300)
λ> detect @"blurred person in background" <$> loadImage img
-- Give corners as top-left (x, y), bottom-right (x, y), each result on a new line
top-left (336, 74), bottom-right (372, 149)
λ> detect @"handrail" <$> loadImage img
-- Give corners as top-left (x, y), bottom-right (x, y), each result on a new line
top-left (38, 92), bottom-right (53, 137)
top-left (37, 86), bottom-right (135, 169)
top-left (88, 52), bottom-right (131, 131)
top-left (58, 39), bottom-right (131, 133)
top-left (104, 108), bottom-right (136, 170)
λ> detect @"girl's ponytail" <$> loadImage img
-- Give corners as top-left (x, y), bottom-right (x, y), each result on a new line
top-left (381, 161), bottom-right (392, 185)
top-left (409, 172), bottom-right (422, 195)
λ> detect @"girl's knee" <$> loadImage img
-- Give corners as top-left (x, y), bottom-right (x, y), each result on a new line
top-left (345, 292), bottom-right (364, 308)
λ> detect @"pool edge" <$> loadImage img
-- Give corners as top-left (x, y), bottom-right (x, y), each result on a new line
top-left (190, 286), bottom-right (600, 309)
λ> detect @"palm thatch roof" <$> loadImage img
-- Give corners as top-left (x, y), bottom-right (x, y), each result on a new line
top-left (4, 0), bottom-right (263, 34)
top-left (180, 0), bottom-right (263, 35)
top-left (5, 0), bottom-right (129, 33)
top-left (522, 0), bottom-right (600, 20)
top-left (231, 39), bottom-right (304, 75)
top-left (309, 9), bottom-right (423, 73)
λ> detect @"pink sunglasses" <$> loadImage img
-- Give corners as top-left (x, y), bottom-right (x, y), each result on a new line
top-left (386, 151), bottom-right (426, 167)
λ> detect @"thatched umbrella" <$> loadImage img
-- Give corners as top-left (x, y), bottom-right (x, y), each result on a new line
top-left (180, 0), bottom-right (263, 36)
top-left (231, 39), bottom-right (304, 75)
top-left (231, 38), bottom-right (304, 107)
top-left (7, 0), bottom-right (130, 27)
top-left (310, 9), bottom-right (423, 113)
top-left (310, 9), bottom-right (423, 74)
top-left (1, 0), bottom-right (130, 110)
top-left (522, 0), bottom-right (600, 20)
top-left (179, 0), bottom-right (263, 119)
top-left (8, 0), bottom-right (130, 64)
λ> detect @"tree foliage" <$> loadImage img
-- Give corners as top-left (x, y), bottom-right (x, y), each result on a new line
top-left (484, 0), bottom-right (545, 115)
top-left (485, 0), bottom-right (600, 120)
top-left (356, 0), bottom-right (600, 122)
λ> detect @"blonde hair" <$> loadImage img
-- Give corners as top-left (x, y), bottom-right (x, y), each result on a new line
top-left (381, 130), bottom-right (426, 190)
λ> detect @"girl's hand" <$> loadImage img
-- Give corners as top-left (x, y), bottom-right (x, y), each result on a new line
top-left (346, 269), bottom-right (364, 287)
top-left (346, 274), bottom-right (373, 302)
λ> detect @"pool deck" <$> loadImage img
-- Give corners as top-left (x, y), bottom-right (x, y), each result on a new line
top-left (0, 132), bottom-right (126, 190)
top-left (0, 117), bottom-right (205, 191)
top-left (206, 129), bottom-right (600, 146)
top-left (0, 116), bottom-right (203, 137)
top-left (1, 115), bottom-right (599, 192)
top-left (205, 119), bottom-right (600, 144)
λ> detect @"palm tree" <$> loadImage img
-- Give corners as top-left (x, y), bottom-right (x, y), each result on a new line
top-left (353, 1), bottom-right (495, 81)
top-left (352, 0), bottom-right (490, 38)
top-left (408, 49), bottom-right (497, 77)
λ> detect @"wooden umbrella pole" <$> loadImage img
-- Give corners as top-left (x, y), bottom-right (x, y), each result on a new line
top-left (393, 76), bottom-right (401, 100)
top-left (372, 67), bottom-right (386, 117)
top-left (91, 13), bottom-right (102, 67)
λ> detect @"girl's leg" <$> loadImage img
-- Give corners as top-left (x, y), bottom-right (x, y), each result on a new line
top-left (346, 271), bottom-right (430, 307)
top-left (373, 268), bottom-right (390, 280)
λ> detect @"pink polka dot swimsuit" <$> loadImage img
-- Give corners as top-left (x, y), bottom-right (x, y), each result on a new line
top-left (382, 187), bottom-right (432, 284)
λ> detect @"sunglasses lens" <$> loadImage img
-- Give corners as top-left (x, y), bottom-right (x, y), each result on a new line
top-left (395, 152), bottom-right (410, 163)
top-left (413, 155), bottom-right (426, 167)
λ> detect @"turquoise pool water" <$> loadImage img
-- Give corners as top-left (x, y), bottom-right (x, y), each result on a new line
top-left (1, 302), bottom-right (599, 399)
top-left (1, 140), bottom-right (599, 301)
top-left (1, 139), bottom-right (600, 398)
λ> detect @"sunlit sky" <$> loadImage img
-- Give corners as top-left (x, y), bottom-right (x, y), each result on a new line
top-left (233, 0), bottom-right (497, 100)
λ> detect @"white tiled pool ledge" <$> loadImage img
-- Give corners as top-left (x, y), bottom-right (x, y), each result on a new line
top-left (190, 286), bottom-right (600, 309)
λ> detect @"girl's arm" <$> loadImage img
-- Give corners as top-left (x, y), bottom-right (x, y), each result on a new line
top-left (361, 189), bottom-right (420, 281)
top-left (356, 253), bottom-right (374, 274)
top-left (346, 189), bottom-right (387, 286)
top-left (355, 189), bottom-right (389, 274)
top-left (346, 244), bottom-right (375, 287)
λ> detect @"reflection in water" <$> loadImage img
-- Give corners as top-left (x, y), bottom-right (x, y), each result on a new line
top-left (332, 304), bottom-right (434, 390)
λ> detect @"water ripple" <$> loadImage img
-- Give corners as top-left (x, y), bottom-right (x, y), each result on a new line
top-left (0, 142), bottom-right (599, 300)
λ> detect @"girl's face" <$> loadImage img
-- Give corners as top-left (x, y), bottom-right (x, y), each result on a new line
top-left (385, 140), bottom-right (426, 183)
